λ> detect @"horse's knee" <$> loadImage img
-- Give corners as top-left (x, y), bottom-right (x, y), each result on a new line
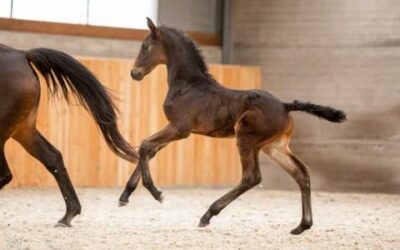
top-left (139, 140), bottom-right (153, 158)
top-left (242, 172), bottom-right (262, 189)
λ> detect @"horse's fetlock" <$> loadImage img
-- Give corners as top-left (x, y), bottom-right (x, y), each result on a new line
top-left (143, 180), bottom-right (153, 190)
top-left (209, 204), bottom-right (220, 216)
top-left (0, 172), bottom-right (12, 189)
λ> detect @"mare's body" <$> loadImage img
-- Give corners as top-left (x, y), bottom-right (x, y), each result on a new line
top-left (0, 44), bottom-right (138, 226)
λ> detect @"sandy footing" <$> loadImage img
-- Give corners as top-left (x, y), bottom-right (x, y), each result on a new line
top-left (0, 188), bottom-right (399, 250)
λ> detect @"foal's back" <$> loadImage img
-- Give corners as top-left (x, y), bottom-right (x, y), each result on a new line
top-left (184, 78), bottom-right (289, 139)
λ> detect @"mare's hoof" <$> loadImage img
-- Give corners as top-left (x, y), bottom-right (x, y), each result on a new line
top-left (119, 200), bottom-right (129, 207)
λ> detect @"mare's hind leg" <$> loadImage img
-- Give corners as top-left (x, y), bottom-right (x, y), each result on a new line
top-left (119, 124), bottom-right (189, 205)
top-left (13, 129), bottom-right (81, 227)
top-left (263, 139), bottom-right (313, 235)
top-left (0, 142), bottom-right (12, 190)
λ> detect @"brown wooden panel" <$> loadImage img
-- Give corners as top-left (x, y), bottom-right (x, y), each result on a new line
top-left (5, 58), bottom-right (261, 188)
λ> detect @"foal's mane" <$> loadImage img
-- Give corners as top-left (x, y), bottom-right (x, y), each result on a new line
top-left (159, 26), bottom-right (210, 76)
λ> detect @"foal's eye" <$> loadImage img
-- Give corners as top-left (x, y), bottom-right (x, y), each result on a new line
top-left (142, 44), bottom-right (149, 50)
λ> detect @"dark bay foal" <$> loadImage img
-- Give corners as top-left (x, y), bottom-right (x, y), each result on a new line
top-left (119, 18), bottom-right (346, 235)
top-left (0, 44), bottom-right (138, 226)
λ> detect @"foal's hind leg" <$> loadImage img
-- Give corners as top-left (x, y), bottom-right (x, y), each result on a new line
top-left (119, 164), bottom-right (141, 206)
top-left (263, 140), bottom-right (313, 235)
top-left (13, 129), bottom-right (81, 227)
top-left (199, 142), bottom-right (262, 227)
top-left (0, 142), bottom-right (12, 190)
top-left (119, 124), bottom-right (189, 205)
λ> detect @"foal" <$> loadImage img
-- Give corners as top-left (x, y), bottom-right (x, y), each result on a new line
top-left (119, 18), bottom-right (346, 235)
top-left (0, 44), bottom-right (138, 226)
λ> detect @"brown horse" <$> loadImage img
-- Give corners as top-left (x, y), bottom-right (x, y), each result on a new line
top-left (0, 44), bottom-right (139, 226)
top-left (119, 18), bottom-right (346, 235)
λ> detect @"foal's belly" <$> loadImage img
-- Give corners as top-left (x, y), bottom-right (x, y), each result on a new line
top-left (191, 126), bottom-right (236, 138)
top-left (190, 112), bottom-right (237, 138)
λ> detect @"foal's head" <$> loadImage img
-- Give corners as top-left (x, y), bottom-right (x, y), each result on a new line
top-left (131, 18), bottom-right (167, 81)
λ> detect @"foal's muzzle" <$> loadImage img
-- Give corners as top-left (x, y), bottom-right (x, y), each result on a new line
top-left (131, 69), bottom-right (144, 81)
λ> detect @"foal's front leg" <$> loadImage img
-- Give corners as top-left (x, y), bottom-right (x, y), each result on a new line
top-left (119, 124), bottom-right (189, 205)
top-left (199, 143), bottom-right (262, 227)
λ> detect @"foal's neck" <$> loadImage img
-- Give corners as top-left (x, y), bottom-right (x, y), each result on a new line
top-left (163, 40), bottom-right (211, 87)
top-left (166, 58), bottom-right (209, 86)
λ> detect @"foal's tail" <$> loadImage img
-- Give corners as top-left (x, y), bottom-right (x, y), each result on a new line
top-left (25, 48), bottom-right (139, 162)
top-left (284, 100), bottom-right (346, 123)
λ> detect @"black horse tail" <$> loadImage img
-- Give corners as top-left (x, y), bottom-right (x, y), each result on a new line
top-left (25, 48), bottom-right (139, 162)
top-left (284, 100), bottom-right (346, 123)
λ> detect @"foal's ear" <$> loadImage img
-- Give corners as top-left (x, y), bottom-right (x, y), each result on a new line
top-left (146, 17), bottom-right (161, 39)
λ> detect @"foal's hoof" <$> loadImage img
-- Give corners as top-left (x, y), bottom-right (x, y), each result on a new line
top-left (198, 220), bottom-right (209, 228)
top-left (54, 222), bottom-right (71, 228)
top-left (118, 200), bottom-right (129, 207)
top-left (290, 224), bottom-right (312, 235)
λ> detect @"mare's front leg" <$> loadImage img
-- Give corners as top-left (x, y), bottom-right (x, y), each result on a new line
top-left (0, 141), bottom-right (13, 190)
top-left (119, 124), bottom-right (189, 205)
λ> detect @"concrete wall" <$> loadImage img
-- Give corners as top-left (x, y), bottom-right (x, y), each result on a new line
top-left (158, 0), bottom-right (221, 33)
top-left (231, 0), bottom-right (400, 193)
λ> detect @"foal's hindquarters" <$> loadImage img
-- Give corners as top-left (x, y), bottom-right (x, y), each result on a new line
top-left (0, 49), bottom-right (81, 226)
top-left (197, 92), bottom-right (312, 234)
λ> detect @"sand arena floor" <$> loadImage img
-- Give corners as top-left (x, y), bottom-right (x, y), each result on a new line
top-left (0, 188), bottom-right (399, 250)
